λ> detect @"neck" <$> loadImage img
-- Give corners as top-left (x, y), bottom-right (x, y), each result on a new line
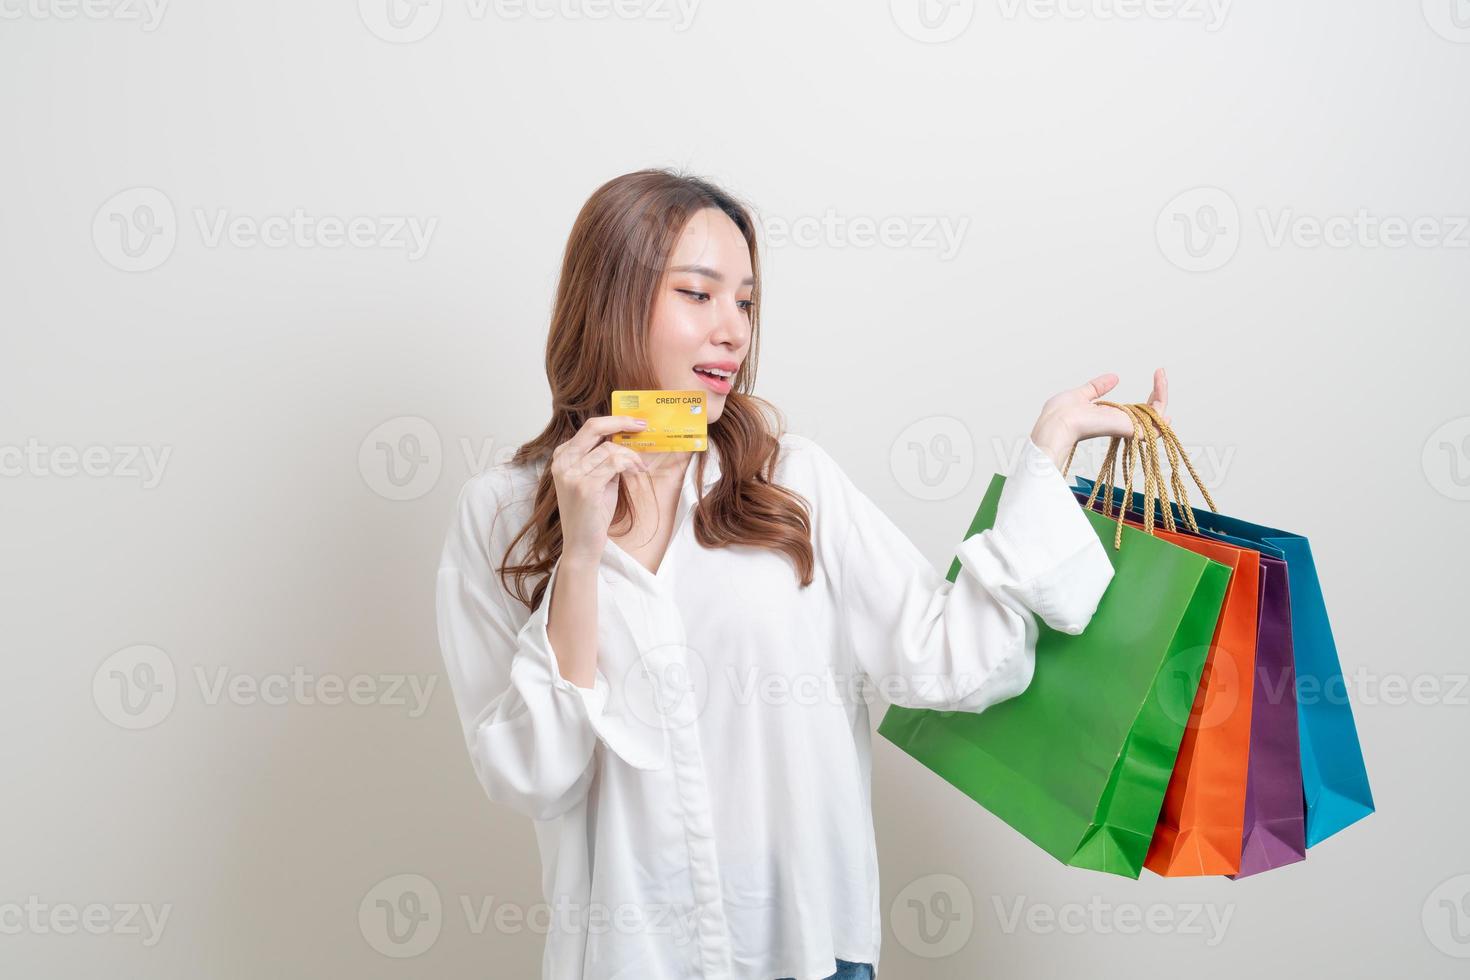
top-left (642, 451), bottom-right (692, 480)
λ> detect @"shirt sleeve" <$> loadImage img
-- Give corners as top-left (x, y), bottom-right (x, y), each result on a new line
top-left (829, 436), bottom-right (1116, 713)
top-left (435, 472), bottom-right (630, 822)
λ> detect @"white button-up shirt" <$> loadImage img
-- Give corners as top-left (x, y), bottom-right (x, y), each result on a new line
top-left (436, 433), bottom-right (1115, 979)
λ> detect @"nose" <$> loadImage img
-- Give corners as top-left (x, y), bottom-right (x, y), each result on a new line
top-left (710, 295), bottom-right (751, 351)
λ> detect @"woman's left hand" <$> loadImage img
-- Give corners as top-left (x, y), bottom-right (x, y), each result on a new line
top-left (1028, 368), bottom-right (1170, 470)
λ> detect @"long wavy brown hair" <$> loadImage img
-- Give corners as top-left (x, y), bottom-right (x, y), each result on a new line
top-left (499, 168), bottom-right (815, 610)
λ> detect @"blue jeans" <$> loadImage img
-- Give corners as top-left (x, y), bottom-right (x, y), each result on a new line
top-left (775, 959), bottom-right (874, 980)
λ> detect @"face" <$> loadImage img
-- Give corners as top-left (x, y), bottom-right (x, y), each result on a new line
top-left (646, 207), bottom-right (755, 424)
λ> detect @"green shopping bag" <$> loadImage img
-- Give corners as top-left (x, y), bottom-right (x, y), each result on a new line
top-left (877, 472), bottom-right (1232, 878)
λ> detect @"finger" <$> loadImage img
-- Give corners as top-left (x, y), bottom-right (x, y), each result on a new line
top-left (1148, 367), bottom-right (1169, 412)
top-left (603, 442), bottom-right (651, 473)
top-left (559, 415), bottom-right (650, 459)
top-left (574, 441), bottom-right (647, 479)
top-left (1083, 404), bottom-right (1138, 440)
top-left (1082, 373), bottom-right (1119, 400)
top-left (586, 450), bottom-right (648, 489)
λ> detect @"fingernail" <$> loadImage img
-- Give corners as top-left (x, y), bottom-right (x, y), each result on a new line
top-left (636, 419), bottom-right (648, 426)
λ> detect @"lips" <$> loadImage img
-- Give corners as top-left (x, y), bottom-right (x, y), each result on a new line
top-left (693, 360), bottom-right (739, 376)
top-left (693, 362), bottom-right (737, 394)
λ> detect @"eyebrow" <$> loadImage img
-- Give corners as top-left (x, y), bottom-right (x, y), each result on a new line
top-left (670, 264), bottom-right (756, 286)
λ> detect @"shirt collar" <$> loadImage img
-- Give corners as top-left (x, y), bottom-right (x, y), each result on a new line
top-left (599, 440), bottom-right (722, 591)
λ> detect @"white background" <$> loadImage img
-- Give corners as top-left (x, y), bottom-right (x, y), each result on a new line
top-left (3, 1), bottom-right (1469, 976)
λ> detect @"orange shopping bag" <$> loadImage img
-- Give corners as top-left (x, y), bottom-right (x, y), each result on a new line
top-left (1138, 528), bottom-right (1259, 875)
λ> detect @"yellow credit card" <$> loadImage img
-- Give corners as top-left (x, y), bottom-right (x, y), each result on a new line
top-left (610, 390), bottom-right (708, 452)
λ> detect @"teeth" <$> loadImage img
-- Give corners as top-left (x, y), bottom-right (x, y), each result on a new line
top-left (697, 367), bottom-right (733, 379)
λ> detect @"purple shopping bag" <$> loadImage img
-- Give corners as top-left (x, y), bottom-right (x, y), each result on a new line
top-left (1231, 555), bottom-right (1307, 878)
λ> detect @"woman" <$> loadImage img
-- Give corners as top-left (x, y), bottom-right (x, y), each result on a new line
top-left (436, 169), bottom-right (1169, 979)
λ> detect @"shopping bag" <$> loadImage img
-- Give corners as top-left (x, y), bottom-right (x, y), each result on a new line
top-left (1072, 494), bottom-right (1261, 876)
top-left (877, 420), bottom-right (1231, 878)
top-left (1073, 474), bottom-right (1375, 847)
top-left (1072, 493), bottom-right (1309, 876)
top-left (1231, 554), bottom-right (1307, 877)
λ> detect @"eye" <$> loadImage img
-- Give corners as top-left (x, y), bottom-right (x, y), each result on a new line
top-left (738, 299), bottom-right (754, 314)
top-left (677, 289), bottom-right (710, 302)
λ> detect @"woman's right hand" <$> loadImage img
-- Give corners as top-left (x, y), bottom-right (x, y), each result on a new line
top-left (550, 416), bottom-right (652, 566)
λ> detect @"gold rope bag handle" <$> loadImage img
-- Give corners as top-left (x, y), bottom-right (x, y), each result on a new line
top-left (1133, 402), bottom-right (1218, 527)
top-left (1061, 402), bottom-right (1159, 549)
top-left (1060, 402), bottom-right (1219, 549)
